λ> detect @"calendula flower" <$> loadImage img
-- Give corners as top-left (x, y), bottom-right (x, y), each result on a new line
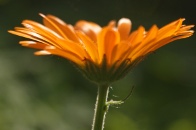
top-left (8, 14), bottom-right (194, 84)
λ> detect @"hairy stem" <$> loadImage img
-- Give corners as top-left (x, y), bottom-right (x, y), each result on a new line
top-left (92, 84), bottom-right (109, 130)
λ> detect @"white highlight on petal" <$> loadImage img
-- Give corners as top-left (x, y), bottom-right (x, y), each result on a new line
top-left (35, 50), bottom-right (51, 55)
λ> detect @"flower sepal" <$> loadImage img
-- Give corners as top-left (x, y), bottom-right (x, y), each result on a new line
top-left (75, 55), bottom-right (145, 85)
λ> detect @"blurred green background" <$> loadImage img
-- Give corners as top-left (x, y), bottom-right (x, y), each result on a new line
top-left (0, 0), bottom-right (196, 130)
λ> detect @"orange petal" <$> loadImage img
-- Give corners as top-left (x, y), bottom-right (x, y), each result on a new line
top-left (97, 27), bottom-right (120, 65)
top-left (128, 26), bottom-right (145, 48)
top-left (148, 22), bottom-right (194, 52)
top-left (111, 41), bottom-right (131, 64)
top-left (19, 41), bottom-right (49, 49)
top-left (35, 48), bottom-right (84, 66)
top-left (75, 20), bottom-right (101, 42)
top-left (22, 20), bottom-right (63, 40)
top-left (54, 38), bottom-right (89, 60)
top-left (76, 31), bottom-right (99, 62)
top-left (8, 28), bottom-right (62, 49)
top-left (107, 20), bottom-right (116, 28)
top-left (41, 14), bottom-right (81, 43)
top-left (157, 18), bottom-right (184, 40)
top-left (117, 18), bottom-right (132, 40)
top-left (130, 25), bottom-right (158, 59)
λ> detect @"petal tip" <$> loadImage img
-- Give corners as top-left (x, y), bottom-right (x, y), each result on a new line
top-left (118, 18), bottom-right (132, 26)
top-left (35, 50), bottom-right (51, 55)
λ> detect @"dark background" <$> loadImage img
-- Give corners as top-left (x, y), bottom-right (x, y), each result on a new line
top-left (0, 0), bottom-right (196, 130)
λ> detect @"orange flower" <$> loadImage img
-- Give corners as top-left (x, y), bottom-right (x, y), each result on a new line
top-left (8, 14), bottom-right (194, 84)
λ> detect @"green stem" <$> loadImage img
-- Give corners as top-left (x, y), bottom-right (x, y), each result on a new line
top-left (92, 84), bottom-right (109, 130)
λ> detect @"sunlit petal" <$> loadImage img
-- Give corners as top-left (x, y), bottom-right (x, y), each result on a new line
top-left (117, 18), bottom-right (132, 41)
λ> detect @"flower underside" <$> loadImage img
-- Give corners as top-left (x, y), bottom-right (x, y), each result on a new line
top-left (8, 14), bottom-right (194, 83)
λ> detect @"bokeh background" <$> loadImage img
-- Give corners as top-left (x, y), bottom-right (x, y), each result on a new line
top-left (0, 0), bottom-right (196, 130)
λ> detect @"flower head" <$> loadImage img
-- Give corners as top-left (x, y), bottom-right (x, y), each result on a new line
top-left (8, 14), bottom-right (194, 84)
